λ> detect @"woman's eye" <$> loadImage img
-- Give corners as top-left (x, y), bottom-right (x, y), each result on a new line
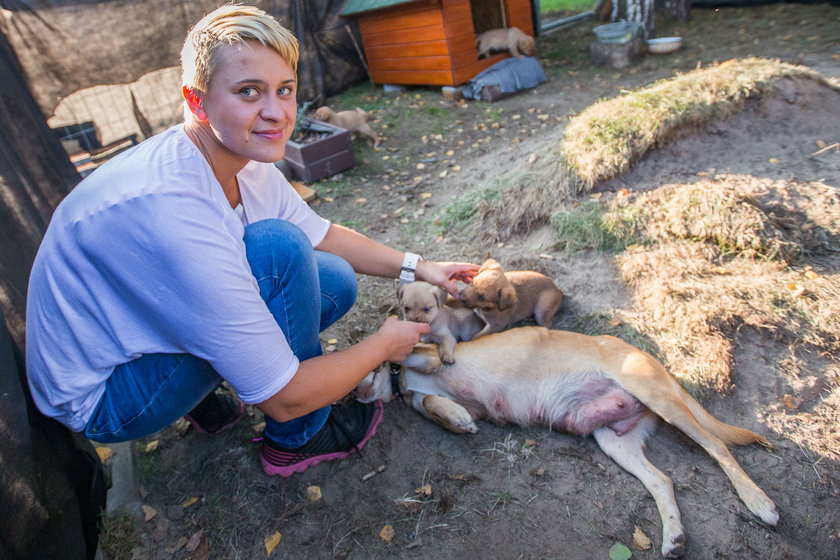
top-left (278, 86), bottom-right (294, 96)
top-left (240, 87), bottom-right (258, 97)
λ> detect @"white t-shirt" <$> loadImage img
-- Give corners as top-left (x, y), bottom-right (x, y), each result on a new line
top-left (26, 125), bottom-right (331, 431)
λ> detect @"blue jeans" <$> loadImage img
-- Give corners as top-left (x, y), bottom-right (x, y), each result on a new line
top-left (84, 219), bottom-right (357, 447)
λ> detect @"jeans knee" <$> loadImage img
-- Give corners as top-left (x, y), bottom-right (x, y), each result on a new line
top-left (244, 219), bottom-right (315, 274)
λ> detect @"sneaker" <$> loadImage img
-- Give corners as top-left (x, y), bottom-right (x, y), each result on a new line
top-left (184, 390), bottom-right (246, 435)
top-left (260, 399), bottom-right (384, 477)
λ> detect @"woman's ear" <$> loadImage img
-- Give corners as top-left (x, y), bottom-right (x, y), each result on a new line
top-left (182, 86), bottom-right (208, 122)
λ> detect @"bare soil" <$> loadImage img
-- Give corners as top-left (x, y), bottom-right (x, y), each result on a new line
top-left (112, 5), bottom-right (840, 560)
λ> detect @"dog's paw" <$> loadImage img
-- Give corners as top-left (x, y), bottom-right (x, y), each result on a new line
top-left (440, 352), bottom-right (455, 364)
top-left (423, 395), bottom-right (478, 433)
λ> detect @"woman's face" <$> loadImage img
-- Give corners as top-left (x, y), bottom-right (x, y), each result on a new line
top-left (199, 41), bottom-right (297, 164)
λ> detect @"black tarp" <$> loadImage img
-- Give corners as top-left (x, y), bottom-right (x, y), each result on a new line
top-left (0, 0), bottom-right (368, 116)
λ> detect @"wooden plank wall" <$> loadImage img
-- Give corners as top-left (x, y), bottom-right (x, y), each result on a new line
top-left (358, 0), bottom-right (535, 87)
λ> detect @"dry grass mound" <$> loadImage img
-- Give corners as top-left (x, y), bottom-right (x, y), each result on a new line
top-left (609, 177), bottom-right (840, 396)
top-left (458, 58), bottom-right (839, 243)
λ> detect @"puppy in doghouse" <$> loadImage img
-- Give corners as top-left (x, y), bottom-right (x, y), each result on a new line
top-left (458, 258), bottom-right (563, 338)
top-left (312, 106), bottom-right (381, 147)
top-left (476, 26), bottom-right (536, 59)
top-left (398, 281), bottom-right (484, 364)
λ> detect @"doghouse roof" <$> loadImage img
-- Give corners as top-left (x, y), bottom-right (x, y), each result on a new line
top-left (341, 0), bottom-right (421, 16)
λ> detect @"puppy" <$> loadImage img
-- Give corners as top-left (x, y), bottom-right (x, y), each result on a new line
top-left (312, 106), bottom-right (380, 147)
top-left (355, 327), bottom-right (779, 558)
top-left (476, 27), bottom-right (536, 59)
top-left (458, 258), bottom-right (563, 338)
top-left (397, 281), bottom-right (484, 364)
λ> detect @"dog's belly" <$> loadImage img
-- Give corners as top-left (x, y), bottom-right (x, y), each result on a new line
top-left (551, 378), bottom-right (648, 436)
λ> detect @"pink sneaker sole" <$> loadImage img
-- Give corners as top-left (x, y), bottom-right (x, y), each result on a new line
top-left (261, 400), bottom-right (383, 477)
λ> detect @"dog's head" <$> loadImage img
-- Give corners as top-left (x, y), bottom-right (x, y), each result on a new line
top-left (458, 258), bottom-right (517, 311)
top-left (354, 363), bottom-right (398, 403)
top-left (397, 281), bottom-right (447, 324)
top-left (518, 35), bottom-right (536, 56)
top-left (313, 106), bottom-right (335, 121)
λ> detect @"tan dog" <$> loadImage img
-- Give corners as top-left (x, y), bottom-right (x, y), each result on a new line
top-left (397, 281), bottom-right (484, 363)
top-left (355, 327), bottom-right (779, 558)
top-left (476, 27), bottom-right (537, 59)
top-left (458, 258), bottom-right (563, 338)
top-left (312, 106), bottom-right (380, 147)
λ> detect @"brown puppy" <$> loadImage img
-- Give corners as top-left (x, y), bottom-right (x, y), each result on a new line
top-left (312, 106), bottom-right (380, 147)
top-left (355, 327), bottom-right (779, 558)
top-left (458, 258), bottom-right (563, 338)
top-left (397, 281), bottom-right (484, 363)
top-left (476, 26), bottom-right (537, 59)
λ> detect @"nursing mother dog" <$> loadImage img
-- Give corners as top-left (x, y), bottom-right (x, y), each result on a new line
top-left (25, 4), bottom-right (479, 478)
top-left (356, 327), bottom-right (778, 557)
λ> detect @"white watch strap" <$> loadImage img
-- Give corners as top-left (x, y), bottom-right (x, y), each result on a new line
top-left (399, 252), bottom-right (421, 284)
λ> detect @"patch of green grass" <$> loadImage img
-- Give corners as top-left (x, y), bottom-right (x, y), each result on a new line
top-left (540, 0), bottom-right (595, 12)
top-left (436, 183), bottom-right (500, 234)
top-left (99, 509), bottom-right (139, 560)
top-left (550, 200), bottom-right (643, 253)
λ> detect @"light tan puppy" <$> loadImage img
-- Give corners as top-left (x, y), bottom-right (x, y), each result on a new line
top-left (355, 327), bottom-right (779, 558)
top-left (397, 281), bottom-right (484, 364)
top-left (312, 106), bottom-right (380, 147)
top-left (458, 258), bottom-right (563, 338)
top-left (476, 26), bottom-right (537, 59)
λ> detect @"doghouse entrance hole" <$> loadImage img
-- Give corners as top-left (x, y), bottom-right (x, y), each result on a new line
top-left (471, 0), bottom-right (507, 36)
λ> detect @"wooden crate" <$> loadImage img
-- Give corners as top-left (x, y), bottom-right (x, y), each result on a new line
top-left (283, 119), bottom-right (355, 184)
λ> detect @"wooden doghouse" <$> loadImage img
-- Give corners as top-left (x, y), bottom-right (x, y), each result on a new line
top-left (341, 0), bottom-right (535, 87)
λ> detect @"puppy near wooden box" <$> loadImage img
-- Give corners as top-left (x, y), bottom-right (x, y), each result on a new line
top-left (476, 26), bottom-right (537, 59)
top-left (312, 106), bottom-right (380, 148)
top-left (355, 326), bottom-right (779, 558)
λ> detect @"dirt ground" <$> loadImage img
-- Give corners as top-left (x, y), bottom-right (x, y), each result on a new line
top-left (112, 4), bottom-right (840, 559)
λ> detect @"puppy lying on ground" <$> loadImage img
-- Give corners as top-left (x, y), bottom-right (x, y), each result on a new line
top-left (355, 327), bottom-right (779, 558)
top-left (476, 26), bottom-right (537, 59)
top-left (398, 281), bottom-right (484, 363)
top-left (312, 106), bottom-right (380, 147)
top-left (458, 258), bottom-right (563, 338)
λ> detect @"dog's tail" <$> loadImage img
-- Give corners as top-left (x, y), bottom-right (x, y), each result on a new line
top-left (675, 383), bottom-right (770, 447)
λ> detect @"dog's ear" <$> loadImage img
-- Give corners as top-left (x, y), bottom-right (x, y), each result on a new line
top-left (434, 286), bottom-right (447, 308)
top-left (498, 286), bottom-right (517, 310)
top-left (479, 258), bottom-right (500, 273)
top-left (396, 284), bottom-right (404, 302)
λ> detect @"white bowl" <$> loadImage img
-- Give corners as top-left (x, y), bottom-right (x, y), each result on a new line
top-left (647, 37), bottom-right (682, 54)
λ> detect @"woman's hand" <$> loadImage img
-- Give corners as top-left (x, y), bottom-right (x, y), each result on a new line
top-left (416, 261), bottom-right (480, 298)
top-left (374, 316), bottom-right (430, 362)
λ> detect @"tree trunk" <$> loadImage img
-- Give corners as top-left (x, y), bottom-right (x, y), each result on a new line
top-left (611, 0), bottom-right (656, 40)
top-left (657, 0), bottom-right (691, 23)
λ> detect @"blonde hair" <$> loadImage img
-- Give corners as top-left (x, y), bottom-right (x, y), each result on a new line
top-left (180, 3), bottom-right (299, 93)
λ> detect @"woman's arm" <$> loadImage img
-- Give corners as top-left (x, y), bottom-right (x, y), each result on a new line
top-left (316, 224), bottom-right (479, 296)
top-left (254, 317), bottom-right (428, 422)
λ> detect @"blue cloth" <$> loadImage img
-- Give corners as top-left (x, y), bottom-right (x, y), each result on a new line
top-left (460, 56), bottom-right (547, 100)
top-left (84, 219), bottom-right (357, 446)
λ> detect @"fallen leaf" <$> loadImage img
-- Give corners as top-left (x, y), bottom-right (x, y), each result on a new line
top-left (537, 114), bottom-right (549, 120)
top-left (192, 535), bottom-right (210, 560)
top-left (607, 317), bottom-right (622, 327)
top-left (306, 485), bottom-right (322, 502)
top-left (816, 140), bottom-right (827, 149)
top-left (415, 484), bottom-right (432, 496)
top-left (609, 542), bottom-right (633, 560)
top-left (379, 525), bottom-right (395, 543)
top-left (439, 170), bottom-right (448, 178)
top-left (421, 192), bottom-right (433, 199)
top-left (327, 338), bottom-right (338, 344)
top-left (96, 446), bottom-right (115, 462)
top-left (355, 197), bottom-right (367, 204)
top-left (186, 531), bottom-right (203, 553)
top-left (786, 283), bottom-right (805, 297)
top-left (804, 270), bottom-right (819, 279)
top-left (768, 157), bottom-right (779, 164)
top-left (618, 187), bottom-right (629, 197)
top-left (416, 163), bottom-right (426, 170)
top-left (164, 536), bottom-right (189, 554)
top-left (710, 266), bottom-right (729, 275)
top-left (696, 171), bottom-right (709, 176)
top-left (252, 421), bottom-right (265, 432)
top-left (141, 504), bottom-right (158, 522)
top-left (783, 394), bottom-right (803, 410)
top-left (633, 526), bottom-right (652, 550)
top-left (528, 153), bottom-right (537, 163)
top-left (264, 531), bottom-right (282, 555)
top-left (144, 440), bottom-right (159, 453)
top-left (182, 497), bottom-right (199, 508)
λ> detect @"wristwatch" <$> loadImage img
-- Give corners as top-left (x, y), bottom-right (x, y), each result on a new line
top-left (399, 252), bottom-right (421, 284)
